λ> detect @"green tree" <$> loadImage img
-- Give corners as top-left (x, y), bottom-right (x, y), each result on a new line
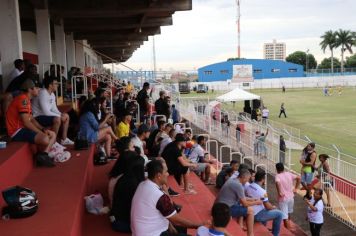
top-left (335, 29), bottom-right (354, 73)
top-left (318, 57), bottom-right (341, 70)
top-left (286, 51), bottom-right (317, 71)
top-left (320, 30), bottom-right (337, 73)
top-left (345, 54), bottom-right (356, 68)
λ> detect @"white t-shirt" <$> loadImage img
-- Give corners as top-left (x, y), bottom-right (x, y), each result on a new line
top-left (131, 180), bottom-right (177, 236)
top-left (131, 136), bottom-right (149, 164)
top-left (9, 68), bottom-right (23, 81)
top-left (307, 198), bottom-right (324, 224)
top-left (32, 88), bottom-right (61, 117)
top-left (262, 109), bottom-right (269, 118)
top-left (245, 182), bottom-right (268, 215)
top-left (196, 226), bottom-right (225, 236)
top-left (188, 144), bottom-right (205, 163)
top-left (229, 170), bottom-right (239, 180)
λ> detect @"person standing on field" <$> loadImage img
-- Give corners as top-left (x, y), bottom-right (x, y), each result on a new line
top-left (279, 103), bottom-right (287, 118)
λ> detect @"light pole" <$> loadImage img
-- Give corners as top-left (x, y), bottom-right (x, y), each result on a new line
top-left (305, 49), bottom-right (309, 76)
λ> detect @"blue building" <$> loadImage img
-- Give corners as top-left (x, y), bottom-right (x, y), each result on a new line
top-left (198, 59), bottom-right (304, 82)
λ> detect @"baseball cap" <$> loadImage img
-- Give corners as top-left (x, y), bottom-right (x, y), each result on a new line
top-left (20, 79), bottom-right (36, 90)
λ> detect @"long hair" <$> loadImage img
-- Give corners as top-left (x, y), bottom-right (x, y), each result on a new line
top-left (80, 99), bottom-right (99, 121)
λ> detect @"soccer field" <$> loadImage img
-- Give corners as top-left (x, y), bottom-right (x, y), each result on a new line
top-left (180, 87), bottom-right (356, 158)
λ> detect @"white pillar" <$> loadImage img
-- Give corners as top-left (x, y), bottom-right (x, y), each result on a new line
top-left (75, 40), bottom-right (85, 70)
top-left (0, 0), bottom-right (23, 90)
top-left (54, 20), bottom-right (67, 75)
top-left (65, 33), bottom-right (75, 69)
top-left (35, 8), bottom-right (52, 78)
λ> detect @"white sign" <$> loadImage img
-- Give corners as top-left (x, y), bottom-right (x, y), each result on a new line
top-left (232, 64), bottom-right (253, 82)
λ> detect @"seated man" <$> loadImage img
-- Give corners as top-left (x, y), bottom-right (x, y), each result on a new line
top-left (131, 160), bottom-right (206, 236)
top-left (196, 203), bottom-right (232, 236)
top-left (245, 170), bottom-right (284, 236)
top-left (188, 136), bottom-right (214, 185)
top-left (31, 76), bottom-right (74, 145)
top-left (161, 133), bottom-right (198, 195)
top-left (6, 79), bottom-right (56, 167)
top-left (3, 64), bottom-right (38, 116)
top-left (131, 124), bottom-right (151, 164)
top-left (216, 168), bottom-right (262, 236)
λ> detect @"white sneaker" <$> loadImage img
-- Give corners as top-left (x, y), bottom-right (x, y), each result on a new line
top-left (61, 138), bottom-right (74, 145)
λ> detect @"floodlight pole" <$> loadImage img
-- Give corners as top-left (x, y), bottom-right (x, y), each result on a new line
top-left (235, 0), bottom-right (241, 58)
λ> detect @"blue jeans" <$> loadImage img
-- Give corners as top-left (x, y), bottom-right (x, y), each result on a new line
top-left (255, 209), bottom-right (283, 236)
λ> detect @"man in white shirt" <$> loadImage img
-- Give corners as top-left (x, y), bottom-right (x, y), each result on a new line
top-left (131, 159), bottom-right (206, 236)
top-left (31, 76), bottom-right (74, 145)
top-left (9, 59), bottom-right (24, 81)
top-left (188, 136), bottom-right (214, 184)
top-left (245, 171), bottom-right (283, 236)
top-left (131, 124), bottom-right (150, 164)
top-left (262, 107), bottom-right (269, 125)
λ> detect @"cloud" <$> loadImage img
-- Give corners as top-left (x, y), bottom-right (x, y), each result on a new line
top-left (122, 0), bottom-right (356, 71)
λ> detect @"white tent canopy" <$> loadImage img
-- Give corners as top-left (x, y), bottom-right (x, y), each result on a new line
top-left (216, 87), bottom-right (260, 102)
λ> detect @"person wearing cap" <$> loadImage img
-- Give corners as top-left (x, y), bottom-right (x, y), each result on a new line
top-left (31, 76), bottom-right (74, 145)
top-left (161, 133), bottom-right (198, 195)
top-left (187, 136), bottom-right (214, 185)
top-left (116, 111), bottom-right (132, 139)
top-left (131, 124), bottom-right (151, 164)
top-left (6, 79), bottom-right (56, 167)
top-left (2, 64), bottom-right (39, 117)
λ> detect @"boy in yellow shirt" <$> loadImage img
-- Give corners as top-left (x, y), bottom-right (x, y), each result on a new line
top-left (116, 112), bottom-right (132, 139)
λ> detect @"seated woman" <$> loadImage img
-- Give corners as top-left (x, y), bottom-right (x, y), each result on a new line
top-left (98, 97), bottom-right (116, 132)
top-left (110, 157), bottom-right (145, 233)
top-left (78, 99), bottom-right (118, 158)
top-left (108, 136), bottom-right (145, 206)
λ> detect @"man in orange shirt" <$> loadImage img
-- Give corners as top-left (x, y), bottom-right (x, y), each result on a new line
top-left (6, 79), bottom-right (56, 167)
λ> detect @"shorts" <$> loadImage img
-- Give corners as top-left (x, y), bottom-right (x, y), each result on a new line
top-left (190, 163), bottom-right (207, 174)
top-left (11, 128), bottom-right (37, 144)
top-left (278, 199), bottom-right (294, 220)
top-left (35, 116), bottom-right (57, 127)
top-left (230, 203), bottom-right (248, 218)
top-left (302, 172), bottom-right (314, 185)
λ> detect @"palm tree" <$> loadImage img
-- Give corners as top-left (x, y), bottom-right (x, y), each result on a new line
top-left (335, 29), bottom-right (354, 73)
top-left (320, 30), bottom-right (337, 74)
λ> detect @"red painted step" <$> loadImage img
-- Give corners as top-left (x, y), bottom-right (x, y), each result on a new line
top-left (0, 142), bottom-right (33, 207)
top-left (0, 145), bottom-right (95, 236)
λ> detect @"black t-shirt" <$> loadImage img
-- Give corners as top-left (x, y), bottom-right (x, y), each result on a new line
top-left (161, 142), bottom-right (182, 174)
top-left (155, 98), bottom-right (164, 115)
top-left (137, 89), bottom-right (148, 112)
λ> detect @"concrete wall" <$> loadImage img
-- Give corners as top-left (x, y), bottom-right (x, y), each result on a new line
top-left (198, 59), bottom-right (304, 82)
top-left (22, 31), bottom-right (38, 55)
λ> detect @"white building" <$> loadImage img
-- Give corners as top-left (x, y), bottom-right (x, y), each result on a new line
top-left (263, 39), bottom-right (286, 60)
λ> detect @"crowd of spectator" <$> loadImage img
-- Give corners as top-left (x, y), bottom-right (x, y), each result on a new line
top-left (0, 59), bottom-right (328, 236)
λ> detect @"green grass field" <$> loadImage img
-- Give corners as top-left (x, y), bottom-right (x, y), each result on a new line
top-left (181, 87), bottom-right (356, 158)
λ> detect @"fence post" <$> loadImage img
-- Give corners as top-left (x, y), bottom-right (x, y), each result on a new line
top-left (332, 144), bottom-right (341, 176)
top-left (304, 135), bottom-right (312, 143)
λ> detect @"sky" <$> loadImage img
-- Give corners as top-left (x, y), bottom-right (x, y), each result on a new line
top-left (114, 0), bottom-right (356, 72)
